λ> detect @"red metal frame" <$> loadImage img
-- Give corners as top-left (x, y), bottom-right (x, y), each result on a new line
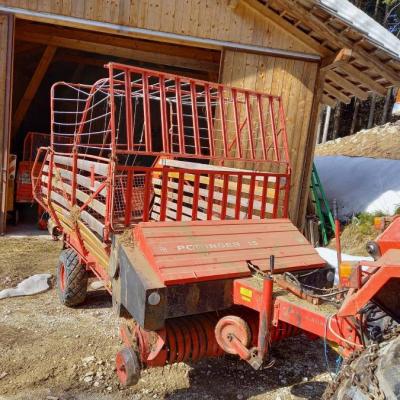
top-left (35, 62), bottom-right (292, 244)
top-left (104, 62), bottom-right (291, 167)
top-left (112, 164), bottom-right (290, 230)
top-left (374, 216), bottom-right (400, 255)
top-left (36, 64), bottom-right (385, 383)
top-left (16, 132), bottom-right (50, 203)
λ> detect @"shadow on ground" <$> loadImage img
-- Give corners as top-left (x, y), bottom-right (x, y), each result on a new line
top-left (165, 336), bottom-right (332, 399)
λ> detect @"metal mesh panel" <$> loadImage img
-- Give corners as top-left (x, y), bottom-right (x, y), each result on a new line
top-left (111, 163), bottom-right (290, 231)
top-left (38, 63), bottom-right (291, 239)
top-left (107, 63), bottom-right (291, 171)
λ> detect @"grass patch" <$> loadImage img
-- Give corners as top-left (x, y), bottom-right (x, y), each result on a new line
top-left (328, 212), bottom-right (382, 256)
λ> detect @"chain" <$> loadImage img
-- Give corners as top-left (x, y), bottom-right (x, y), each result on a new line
top-left (323, 326), bottom-right (400, 399)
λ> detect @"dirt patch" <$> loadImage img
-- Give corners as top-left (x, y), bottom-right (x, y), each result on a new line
top-left (0, 236), bottom-right (61, 290)
top-left (0, 235), bottom-right (333, 400)
top-left (315, 121), bottom-right (400, 160)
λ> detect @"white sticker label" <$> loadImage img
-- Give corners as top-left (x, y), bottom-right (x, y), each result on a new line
top-left (176, 241), bottom-right (241, 251)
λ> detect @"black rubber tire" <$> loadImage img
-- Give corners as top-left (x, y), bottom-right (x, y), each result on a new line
top-left (56, 248), bottom-right (88, 306)
top-left (324, 333), bottom-right (400, 400)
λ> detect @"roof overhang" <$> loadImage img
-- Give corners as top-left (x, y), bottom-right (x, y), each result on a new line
top-left (243, 0), bottom-right (400, 106)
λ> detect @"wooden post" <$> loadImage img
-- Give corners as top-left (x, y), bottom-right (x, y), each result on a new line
top-left (296, 67), bottom-right (325, 230)
top-left (332, 101), bottom-right (341, 139)
top-left (0, 13), bottom-right (14, 235)
top-left (350, 98), bottom-right (359, 135)
top-left (12, 45), bottom-right (56, 137)
top-left (315, 107), bottom-right (323, 145)
top-left (321, 105), bottom-right (331, 143)
top-left (367, 94), bottom-right (377, 129)
top-left (381, 88), bottom-right (392, 125)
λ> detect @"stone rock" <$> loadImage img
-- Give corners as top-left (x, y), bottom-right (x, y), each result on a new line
top-left (82, 356), bottom-right (95, 364)
top-left (90, 280), bottom-right (104, 290)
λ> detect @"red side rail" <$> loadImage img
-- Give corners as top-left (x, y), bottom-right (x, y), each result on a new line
top-left (105, 62), bottom-right (291, 170)
top-left (111, 164), bottom-right (289, 231)
top-left (42, 63), bottom-right (293, 239)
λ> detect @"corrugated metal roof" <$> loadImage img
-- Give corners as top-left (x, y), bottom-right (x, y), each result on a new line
top-left (316, 0), bottom-right (400, 60)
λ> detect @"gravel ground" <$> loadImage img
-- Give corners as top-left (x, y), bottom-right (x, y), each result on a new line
top-left (0, 234), bottom-right (334, 400)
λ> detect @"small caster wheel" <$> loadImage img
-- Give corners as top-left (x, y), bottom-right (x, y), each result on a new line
top-left (115, 347), bottom-right (141, 386)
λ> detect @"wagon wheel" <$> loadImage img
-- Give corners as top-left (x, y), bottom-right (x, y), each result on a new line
top-left (323, 329), bottom-right (400, 400)
top-left (56, 248), bottom-right (88, 306)
top-left (115, 347), bottom-right (141, 386)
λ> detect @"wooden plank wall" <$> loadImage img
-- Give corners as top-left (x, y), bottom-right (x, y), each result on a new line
top-left (0, 1), bottom-right (316, 55)
top-left (0, 1), bottom-right (322, 228)
top-left (221, 50), bottom-right (318, 225)
top-left (0, 13), bottom-right (13, 234)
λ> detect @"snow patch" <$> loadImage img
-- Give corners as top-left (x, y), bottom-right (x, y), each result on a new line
top-left (314, 156), bottom-right (400, 219)
top-left (316, 247), bottom-right (373, 284)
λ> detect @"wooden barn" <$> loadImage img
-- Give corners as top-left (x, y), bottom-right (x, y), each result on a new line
top-left (0, 0), bottom-right (399, 233)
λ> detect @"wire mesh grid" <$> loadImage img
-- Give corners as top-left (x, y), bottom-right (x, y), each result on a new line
top-left (43, 63), bottom-right (291, 237)
top-left (111, 165), bottom-right (289, 230)
top-left (107, 63), bottom-right (291, 170)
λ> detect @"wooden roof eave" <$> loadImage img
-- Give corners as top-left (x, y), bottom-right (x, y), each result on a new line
top-left (243, 0), bottom-right (400, 103)
top-left (269, 0), bottom-right (400, 83)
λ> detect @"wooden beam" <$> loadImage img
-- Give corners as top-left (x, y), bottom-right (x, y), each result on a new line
top-left (17, 20), bottom-right (220, 64)
top-left (321, 48), bottom-right (352, 71)
top-left (321, 48), bottom-right (386, 94)
top-left (54, 52), bottom-right (209, 80)
top-left (326, 70), bottom-right (369, 100)
top-left (322, 94), bottom-right (337, 108)
top-left (271, 0), bottom-right (400, 85)
top-left (352, 43), bottom-right (400, 85)
top-left (14, 41), bottom-right (43, 54)
top-left (16, 30), bottom-right (219, 73)
top-left (228, 0), bottom-right (240, 10)
top-left (242, 0), bottom-right (330, 56)
top-left (12, 45), bottom-right (56, 136)
top-left (324, 82), bottom-right (351, 104)
top-left (337, 63), bottom-right (387, 96)
top-left (297, 67), bottom-right (325, 229)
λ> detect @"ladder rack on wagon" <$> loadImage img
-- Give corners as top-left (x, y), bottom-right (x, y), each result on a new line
top-left (33, 62), bottom-right (292, 281)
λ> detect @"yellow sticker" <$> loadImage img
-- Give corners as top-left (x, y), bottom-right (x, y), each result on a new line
top-left (240, 287), bottom-right (253, 298)
top-left (241, 295), bottom-right (251, 302)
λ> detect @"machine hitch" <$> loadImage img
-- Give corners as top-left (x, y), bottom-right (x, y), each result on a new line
top-left (215, 256), bottom-right (276, 370)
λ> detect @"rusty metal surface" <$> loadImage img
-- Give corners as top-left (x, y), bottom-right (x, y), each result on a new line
top-left (133, 218), bottom-right (326, 285)
top-left (117, 237), bottom-right (233, 330)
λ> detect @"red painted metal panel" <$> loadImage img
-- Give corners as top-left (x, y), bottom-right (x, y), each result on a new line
top-left (376, 217), bottom-right (400, 255)
top-left (275, 297), bottom-right (362, 351)
top-left (36, 62), bottom-right (297, 287)
top-left (133, 219), bottom-right (325, 285)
